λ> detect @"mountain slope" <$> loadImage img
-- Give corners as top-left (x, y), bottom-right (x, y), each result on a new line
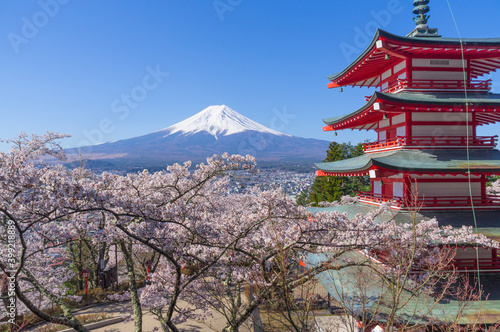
top-left (67, 105), bottom-right (330, 170)
top-left (161, 105), bottom-right (288, 138)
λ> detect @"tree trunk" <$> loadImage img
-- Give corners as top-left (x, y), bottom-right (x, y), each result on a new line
top-left (250, 285), bottom-right (263, 332)
top-left (119, 241), bottom-right (143, 332)
top-left (18, 270), bottom-right (90, 332)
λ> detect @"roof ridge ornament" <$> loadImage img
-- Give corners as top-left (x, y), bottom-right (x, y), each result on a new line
top-left (407, 0), bottom-right (441, 38)
top-left (413, 0), bottom-right (430, 27)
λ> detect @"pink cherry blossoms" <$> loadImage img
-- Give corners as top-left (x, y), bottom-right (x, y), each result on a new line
top-left (0, 132), bottom-right (497, 332)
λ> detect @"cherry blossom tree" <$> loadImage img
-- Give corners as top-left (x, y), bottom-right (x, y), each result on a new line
top-left (487, 178), bottom-right (500, 195)
top-left (0, 132), bottom-right (98, 332)
top-left (0, 132), bottom-right (497, 332)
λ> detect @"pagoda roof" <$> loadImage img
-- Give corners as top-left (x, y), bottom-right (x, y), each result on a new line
top-left (375, 90), bottom-right (500, 106)
top-left (308, 204), bottom-right (500, 240)
top-left (327, 29), bottom-right (500, 88)
top-left (323, 91), bottom-right (500, 131)
top-left (307, 204), bottom-right (500, 323)
top-left (315, 149), bottom-right (500, 175)
top-left (309, 250), bottom-right (500, 325)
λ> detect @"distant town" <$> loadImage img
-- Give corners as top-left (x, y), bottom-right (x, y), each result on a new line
top-left (229, 169), bottom-right (316, 196)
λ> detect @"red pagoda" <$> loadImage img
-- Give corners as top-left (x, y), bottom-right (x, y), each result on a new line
top-left (311, 2), bottom-right (500, 326)
top-left (317, 11), bottom-right (500, 212)
top-left (314, 3), bottom-right (500, 273)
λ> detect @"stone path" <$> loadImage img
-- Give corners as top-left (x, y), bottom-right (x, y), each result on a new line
top-left (26, 301), bottom-right (252, 332)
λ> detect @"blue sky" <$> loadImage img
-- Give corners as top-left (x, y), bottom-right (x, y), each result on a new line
top-left (0, 0), bottom-right (499, 151)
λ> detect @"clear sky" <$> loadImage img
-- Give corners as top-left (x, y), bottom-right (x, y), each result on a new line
top-left (0, 0), bottom-right (499, 151)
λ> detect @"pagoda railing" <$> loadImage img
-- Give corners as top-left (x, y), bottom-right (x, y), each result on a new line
top-left (357, 192), bottom-right (403, 207)
top-left (362, 137), bottom-right (405, 152)
top-left (451, 258), bottom-right (500, 271)
top-left (413, 195), bottom-right (500, 208)
top-left (357, 192), bottom-right (500, 208)
top-left (384, 79), bottom-right (492, 93)
top-left (369, 249), bottom-right (500, 271)
top-left (363, 135), bottom-right (498, 152)
top-left (404, 136), bottom-right (498, 147)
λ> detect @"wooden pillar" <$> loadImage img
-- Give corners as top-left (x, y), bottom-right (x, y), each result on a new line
top-left (403, 173), bottom-right (412, 205)
top-left (480, 174), bottom-right (487, 199)
top-left (472, 112), bottom-right (477, 139)
top-left (406, 56), bottom-right (412, 81)
top-left (406, 113), bottom-right (412, 144)
top-left (467, 58), bottom-right (471, 82)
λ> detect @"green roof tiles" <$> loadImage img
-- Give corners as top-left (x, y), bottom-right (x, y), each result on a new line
top-left (323, 91), bottom-right (500, 126)
top-left (381, 91), bottom-right (500, 105)
top-left (315, 149), bottom-right (500, 173)
top-left (327, 29), bottom-right (500, 82)
top-left (307, 205), bottom-right (500, 324)
top-left (309, 251), bottom-right (500, 325)
top-left (308, 204), bottom-right (500, 240)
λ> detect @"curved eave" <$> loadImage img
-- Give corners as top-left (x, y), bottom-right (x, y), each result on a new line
top-left (323, 94), bottom-right (382, 131)
top-left (323, 91), bottom-right (500, 131)
top-left (315, 152), bottom-right (380, 174)
top-left (376, 91), bottom-right (500, 125)
top-left (327, 30), bottom-right (396, 88)
top-left (376, 91), bottom-right (500, 106)
top-left (327, 29), bottom-right (500, 88)
top-left (316, 149), bottom-right (500, 175)
top-left (328, 30), bottom-right (383, 82)
top-left (381, 30), bottom-right (500, 47)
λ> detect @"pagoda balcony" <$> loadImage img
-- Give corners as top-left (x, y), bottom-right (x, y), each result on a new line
top-left (384, 79), bottom-right (492, 94)
top-left (363, 136), bottom-right (498, 153)
top-left (357, 192), bottom-right (404, 207)
top-left (357, 191), bottom-right (500, 210)
top-left (451, 258), bottom-right (500, 271)
top-left (370, 250), bottom-right (500, 272)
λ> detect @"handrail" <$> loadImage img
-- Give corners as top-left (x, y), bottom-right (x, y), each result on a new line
top-left (357, 191), bottom-right (404, 206)
top-left (357, 191), bottom-right (500, 208)
top-left (452, 258), bottom-right (500, 270)
top-left (369, 251), bottom-right (500, 271)
top-left (404, 135), bottom-right (498, 147)
top-left (415, 195), bottom-right (500, 207)
top-left (384, 79), bottom-right (492, 93)
top-left (362, 135), bottom-right (498, 152)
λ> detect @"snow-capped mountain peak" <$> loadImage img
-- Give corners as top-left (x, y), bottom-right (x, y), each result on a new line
top-left (162, 105), bottom-right (289, 139)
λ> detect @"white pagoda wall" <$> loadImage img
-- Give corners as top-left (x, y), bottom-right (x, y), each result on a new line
top-left (454, 247), bottom-right (491, 260)
top-left (412, 112), bottom-right (472, 122)
top-left (411, 182), bottom-right (481, 197)
top-left (412, 125), bottom-right (473, 137)
top-left (411, 58), bottom-right (467, 81)
top-left (412, 71), bottom-right (465, 81)
top-left (377, 113), bottom-right (406, 141)
top-left (393, 182), bottom-right (404, 197)
top-left (411, 112), bottom-right (473, 137)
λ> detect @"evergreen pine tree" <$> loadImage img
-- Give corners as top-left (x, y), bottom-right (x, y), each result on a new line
top-left (309, 141), bottom-right (369, 205)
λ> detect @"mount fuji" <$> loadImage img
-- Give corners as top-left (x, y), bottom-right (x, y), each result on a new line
top-left (67, 105), bottom-right (331, 170)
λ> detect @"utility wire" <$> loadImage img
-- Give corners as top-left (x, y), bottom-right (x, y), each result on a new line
top-left (446, 0), bottom-right (485, 323)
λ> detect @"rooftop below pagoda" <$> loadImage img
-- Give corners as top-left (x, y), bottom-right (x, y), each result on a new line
top-left (308, 204), bottom-right (500, 241)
